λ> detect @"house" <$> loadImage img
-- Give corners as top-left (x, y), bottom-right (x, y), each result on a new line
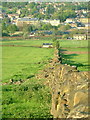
top-left (65, 18), bottom-right (75, 23)
top-left (16, 18), bottom-right (39, 27)
top-left (41, 19), bottom-right (60, 26)
top-left (16, 9), bottom-right (21, 15)
top-left (69, 23), bottom-right (77, 28)
top-left (75, 10), bottom-right (82, 13)
top-left (79, 18), bottom-right (90, 24)
top-left (77, 26), bottom-right (87, 30)
top-left (0, 14), bottom-right (2, 19)
top-left (73, 34), bottom-right (87, 40)
top-left (82, 9), bottom-right (87, 14)
top-left (42, 43), bottom-right (53, 48)
top-left (8, 14), bottom-right (19, 19)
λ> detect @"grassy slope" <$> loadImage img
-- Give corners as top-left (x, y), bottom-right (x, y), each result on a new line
top-left (2, 38), bottom-right (89, 118)
top-left (2, 39), bottom-right (54, 118)
top-left (59, 39), bottom-right (88, 48)
top-left (2, 46), bottom-right (54, 83)
top-left (59, 39), bottom-right (89, 71)
top-left (2, 81), bottom-right (52, 118)
top-left (1, 38), bottom-right (53, 46)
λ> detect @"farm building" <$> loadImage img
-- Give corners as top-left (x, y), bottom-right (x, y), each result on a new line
top-left (42, 43), bottom-right (53, 48)
top-left (73, 34), bottom-right (87, 40)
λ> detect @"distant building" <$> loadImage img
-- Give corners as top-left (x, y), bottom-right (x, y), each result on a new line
top-left (65, 18), bottom-right (75, 23)
top-left (16, 10), bottom-right (21, 15)
top-left (77, 26), bottom-right (90, 30)
top-left (69, 23), bottom-right (77, 28)
top-left (8, 14), bottom-right (19, 19)
top-left (79, 18), bottom-right (90, 24)
top-left (0, 14), bottom-right (2, 19)
top-left (16, 18), bottom-right (39, 27)
top-left (41, 19), bottom-right (60, 26)
top-left (42, 43), bottom-right (53, 48)
top-left (73, 34), bottom-right (87, 40)
top-left (82, 9), bottom-right (87, 14)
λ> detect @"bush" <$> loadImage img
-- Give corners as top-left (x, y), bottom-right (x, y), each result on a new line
top-left (2, 32), bottom-right (10, 36)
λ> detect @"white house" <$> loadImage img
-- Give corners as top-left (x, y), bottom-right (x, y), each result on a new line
top-left (42, 43), bottom-right (53, 48)
top-left (73, 34), bottom-right (87, 40)
top-left (41, 19), bottom-right (60, 26)
top-left (65, 18), bottom-right (75, 23)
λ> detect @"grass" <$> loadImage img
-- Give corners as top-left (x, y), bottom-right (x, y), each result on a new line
top-left (2, 81), bottom-right (52, 118)
top-left (2, 46), bottom-right (54, 83)
top-left (64, 47), bottom-right (88, 52)
top-left (1, 37), bottom-right (53, 46)
top-left (60, 53), bottom-right (88, 71)
top-left (58, 39), bottom-right (89, 71)
top-left (59, 39), bottom-right (88, 48)
top-left (2, 38), bottom-right (89, 118)
top-left (2, 38), bottom-right (54, 118)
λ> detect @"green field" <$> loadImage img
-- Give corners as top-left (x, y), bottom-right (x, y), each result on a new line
top-left (59, 39), bottom-right (89, 71)
top-left (59, 39), bottom-right (88, 48)
top-left (2, 46), bottom-right (54, 83)
top-left (2, 38), bottom-right (54, 118)
top-left (2, 38), bottom-right (89, 118)
top-left (1, 39), bottom-right (52, 46)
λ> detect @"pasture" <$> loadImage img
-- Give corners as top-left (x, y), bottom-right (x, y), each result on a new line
top-left (2, 38), bottom-right (54, 118)
top-left (59, 39), bottom-right (89, 71)
top-left (2, 46), bottom-right (54, 83)
top-left (2, 37), bottom-right (89, 118)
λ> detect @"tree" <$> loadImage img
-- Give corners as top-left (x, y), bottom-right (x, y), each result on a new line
top-left (62, 34), bottom-right (69, 39)
top-left (52, 36), bottom-right (60, 49)
top-left (22, 25), bottom-right (33, 39)
top-left (23, 32), bottom-right (29, 39)
top-left (2, 22), bottom-right (6, 31)
top-left (28, 2), bottom-right (36, 9)
top-left (3, 17), bottom-right (11, 24)
top-left (58, 24), bottom-right (71, 31)
top-left (23, 24), bottom-right (33, 33)
top-left (41, 23), bottom-right (52, 30)
top-left (2, 22), bottom-right (9, 36)
top-left (33, 13), bottom-right (44, 19)
top-left (20, 8), bottom-right (29, 17)
top-left (7, 24), bottom-right (18, 36)
top-left (46, 5), bottom-right (55, 15)
top-left (52, 36), bottom-right (57, 42)
top-left (44, 14), bottom-right (51, 19)
top-left (70, 29), bottom-right (86, 35)
top-left (55, 40), bottom-right (60, 49)
top-left (30, 7), bottom-right (38, 15)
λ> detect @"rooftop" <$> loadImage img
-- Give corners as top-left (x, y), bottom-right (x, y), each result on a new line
top-left (43, 43), bottom-right (52, 45)
top-left (18, 18), bottom-right (39, 21)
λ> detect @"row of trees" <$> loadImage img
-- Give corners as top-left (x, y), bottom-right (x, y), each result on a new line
top-left (2, 23), bottom-right (18, 36)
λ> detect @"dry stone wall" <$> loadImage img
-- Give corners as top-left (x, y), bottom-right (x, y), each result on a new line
top-left (36, 49), bottom-right (89, 119)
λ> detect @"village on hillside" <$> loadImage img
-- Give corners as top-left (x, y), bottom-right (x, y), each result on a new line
top-left (1, 2), bottom-right (90, 40)
top-left (1, 1), bottom-right (89, 119)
